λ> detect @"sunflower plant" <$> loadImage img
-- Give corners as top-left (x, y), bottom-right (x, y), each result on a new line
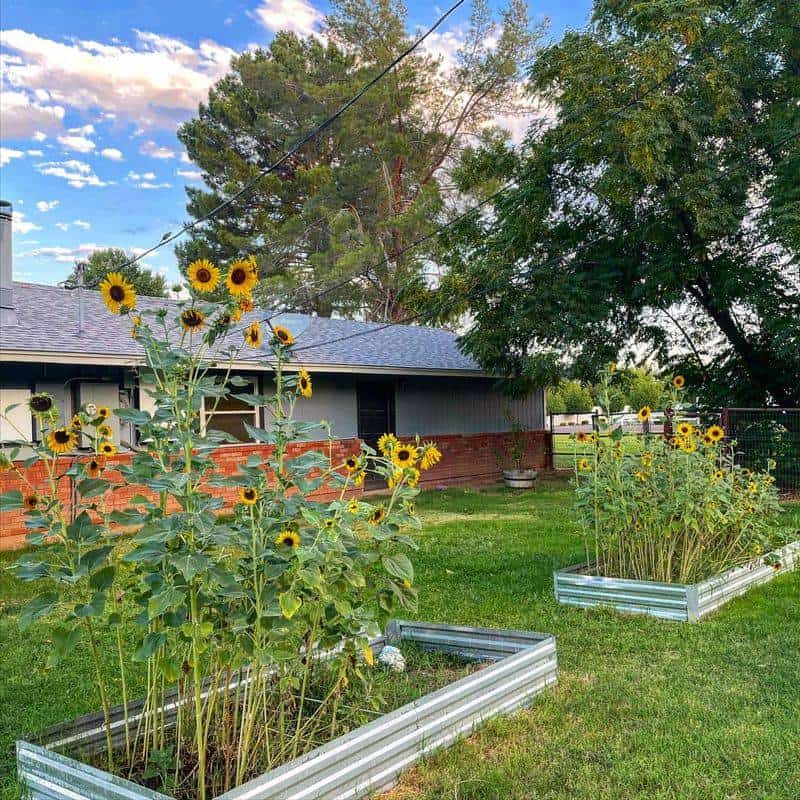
top-left (571, 367), bottom-right (787, 584)
top-left (3, 257), bottom-right (439, 800)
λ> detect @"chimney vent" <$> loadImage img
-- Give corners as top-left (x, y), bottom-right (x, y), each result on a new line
top-left (0, 200), bottom-right (18, 327)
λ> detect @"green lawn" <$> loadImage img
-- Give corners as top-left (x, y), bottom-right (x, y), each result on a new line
top-left (2, 480), bottom-right (799, 799)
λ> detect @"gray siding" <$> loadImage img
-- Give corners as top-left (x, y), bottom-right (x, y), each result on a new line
top-left (289, 374), bottom-right (359, 439)
top-left (395, 377), bottom-right (545, 436)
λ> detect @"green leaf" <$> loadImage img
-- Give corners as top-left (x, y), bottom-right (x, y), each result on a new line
top-left (66, 511), bottom-right (102, 544)
top-left (133, 631), bottom-right (168, 662)
top-left (279, 591), bottom-right (302, 619)
top-left (77, 478), bottom-right (112, 498)
top-left (172, 553), bottom-right (209, 582)
top-left (73, 591), bottom-right (106, 618)
top-left (382, 553), bottom-right (414, 582)
top-left (46, 626), bottom-right (82, 669)
top-left (244, 422), bottom-right (275, 444)
top-left (19, 592), bottom-right (59, 630)
top-left (148, 585), bottom-right (185, 620)
top-left (0, 490), bottom-right (23, 511)
top-left (89, 565), bottom-right (116, 591)
top-left (114, 408), bottom-right (152, 425)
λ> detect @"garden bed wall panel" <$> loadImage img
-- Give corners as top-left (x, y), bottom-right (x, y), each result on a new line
top-left (554, 541), bottom-right (800, 622)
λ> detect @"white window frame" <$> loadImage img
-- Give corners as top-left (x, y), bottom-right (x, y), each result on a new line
top-left (200, 375), bottom-right (260, 444)
top-left (0, 387), bottom-right (33, 444)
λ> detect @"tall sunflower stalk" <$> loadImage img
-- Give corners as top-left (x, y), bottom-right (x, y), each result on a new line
top-left (572, 367), bottom-right (785, 583)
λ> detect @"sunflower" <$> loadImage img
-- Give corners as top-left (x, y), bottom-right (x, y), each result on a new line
top-left (70, 414), bottom-right (83, 431)
top-left (353, 471), bottom-right (365, 487)
top-left (238, 297), bottom-right (255, 313)
top-left (46, 427), bottom-right (78, 454)
top-left (0, 453), bottom-right (12, 472)
top-left (637, 406), bottom-right (652, 423)
top-left (578, 458), bottom-right (592, 472)
top-left (377, 433), bottom-right (398, 455)
top-left (672, 375), bottom-right (685, 389)
top-left (28, 393), bottom-right (54, 415)
top-left (100, 441), bottom-right (117, 456)
top-left (702, 433), bottom-right (714, 447)
top-left (298, 369), bottom-right (312, 398)
top-left (634, 470), bottom-right (648, 482)
top-left (679, 438), bottom-right (697, 454)
top-left (576, 431), bottom-right (590, 443)
top-left (230, 307), bottom-right (243, 323)
top-left (347, 498), bottom-right (360, 514)
top-left (748, 482), bottom-right (758, 495)
top-left (244, 321), bottom-right (263, 348)
top-left (323, 518), bottom-right (336, 530)
top-left (420, 442), bottom-right (441, 471)
top-left (86, 457), bottom-right (105, 478)
top-left (97, 406), bottom-right (110, 420)
top-left (23, 493), bottom-right (39, 511)
top-left (676, 422), bottom-right (694, 437)
top-left (272, 324), bottom-right (294, 346)
top-left (97, 424), bottom-right (113, 440)
top-left (239, 487), bottom-right (259, 505)
top-left (387, 470), bottom-right (404, 489)
top-left (641, 452), bottom-right (653, 468)
top-left (180, 308), bottom-right (206, 332)
top-left (100, 272), bottom-right (136, 314)
top-left (344, 455), bottom-right (360, 473)
top-left (407, 468), bottom-right (421, 488)
top-left (187, 259), bottom-right (220, 293)
top-left (405, 501), bottom-right (416, 515)
top-left (131, 315), bottom-right (143, 339)
top-left (368, 506), bottom-right (386, 525)
top-left (706, 425), bottom-right (725, 442)
top-left (392, 443), bottom-right (418, 468)
top-left (275, 530), bottom-right (300, 548)
top-left (226, 259), bottom-right (258, 297)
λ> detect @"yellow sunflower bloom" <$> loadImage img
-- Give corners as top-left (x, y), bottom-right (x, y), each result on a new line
top-left (578, 458), bottom-right (592, 472)
top-left (70, 414), bottom-right (83, 430)
top-left (239, 487), bottom-right (259, 505)
top-left (97, 406), bottom-right (110, 420)
top-left (353, 471), bottom-right (365, 487)
top-left (392, 443), bottom-right (418, 468)
top-left (420, 443), bottom-right (442, 471)
top-left (97, 424), bottom-right (113, 439)
top-left (676, 422), bottom-right (694, 437)
top-left (347, 498), bottom-right (360, 514)
top-left (713, 469), bottom-right (725, 481)
top-left (298, 368), bottom-right (312, 398)
top-left (387, 470), bottom-right (404, 489)
top-left (344, 455), bottom-right (360, 473)
top-left (275, 530), bottom-right (300, 548)
top-left (187, 259), bottom-right (220, 293)
top-left (680, 438), bottom-right (697, 454)
top-left (272, 324), bottom-right (294, 346)
top-left (238, 297), bottom-right (255, 313)
top-left (244, 321), bottom-right (263, 348)
top-left (368, 506), bottom-right (386, 525)
top-left (99, 441), bottom-right (117, 456)
top-left (407, 467), bottom-right (421, 488)
top-left (637, 406), bottom-right (652, 423)
top-left (576, 431), bottom-right (590, 443)
top-left (180, 308), bottom-right (205, 332)
top-left (100, 272), bottom-right (136, 314)
top-left (377, 433), bottom-right (398, 455)
top-left (226, 259), bottom-right (258, 297)
top-left (46, 427), bottom-right (78, 454)
top-left (706, 425), bottom-right (725, 442)
top-left (672, 375), bottom-right (685, 389)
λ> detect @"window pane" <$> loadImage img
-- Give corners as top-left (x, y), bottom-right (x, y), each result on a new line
top-left (204, 382), bottom-right (256, 413)
top-left (205, 413), bottom-right (254, 443)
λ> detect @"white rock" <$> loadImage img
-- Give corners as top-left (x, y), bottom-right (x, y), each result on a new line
top-left (378, 645), bottom-right (406, 673)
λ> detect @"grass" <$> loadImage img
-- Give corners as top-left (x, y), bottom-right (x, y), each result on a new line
top-left (2, 478), bottom-right (799, 799)
top-left (551, 432), bottom-right (647, 468)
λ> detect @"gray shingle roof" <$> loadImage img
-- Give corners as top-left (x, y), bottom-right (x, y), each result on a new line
top-left (0, 282), bottom-right (484, 374)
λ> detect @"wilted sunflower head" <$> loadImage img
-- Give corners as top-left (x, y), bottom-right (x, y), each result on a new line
top-left (238, 297), bottom-right (255, 313)
top-left (297, 369), bottom-right (312, 398)
top-left (23, 493), bottom-right (39, 510)
top-left (226, 259), bottom-right (258, 297)
top-left (420, 442), bottom-right (441, 470)
top-left (244, 321), bottom-right (263, 348)
top-left (100, 272), bottom-right (136, 314)
top-left (275, 530), bottom-right (300, 548)
top-left (187, 259), bottom-right (220, 293)
top-left (86, 456), bottom-right (105, 478)
top-left (181, 308), bottom-right (206, 332)
top-left (368, 506), bottom-right (386, 525)
top-left (46, 427), bottom-right (78, 454)
top-left (272, 324), bottom-right (294, 346)
top-left (239, 486), bottom-right (259, 505)
top-left (28, 393), bottom-right (54, 415)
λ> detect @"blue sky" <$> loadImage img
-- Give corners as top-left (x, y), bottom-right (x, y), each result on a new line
top-left (0, 0), bottom-right (591, 286)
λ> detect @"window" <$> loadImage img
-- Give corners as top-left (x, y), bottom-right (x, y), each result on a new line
top-left (201, 378), bottom-right (259, 443)
top-left (0, 388), bottom-right (32, 443)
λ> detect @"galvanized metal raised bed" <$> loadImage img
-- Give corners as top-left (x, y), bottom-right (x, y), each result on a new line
top-left (18, 620), bottom-right (558, 800)
top-left (554, 540), bottom-right (800, 622)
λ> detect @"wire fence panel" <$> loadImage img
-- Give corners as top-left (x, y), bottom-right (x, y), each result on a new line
top-left (722, 408), bottom-right (800, 495)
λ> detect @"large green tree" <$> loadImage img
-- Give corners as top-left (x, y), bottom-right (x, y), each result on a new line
top-left (67, 248), bottom-right (167, 297)
top-left (176, 0), bottom-right (539, 320)
top-left (438, 0), bottom-right (800, 406)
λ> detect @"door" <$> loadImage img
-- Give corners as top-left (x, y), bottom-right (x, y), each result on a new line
top-left (357, 381), bottom-right (395, 485)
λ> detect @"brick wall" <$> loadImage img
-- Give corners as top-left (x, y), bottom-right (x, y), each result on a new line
top-left (0, 431), bottom-right (548, 550)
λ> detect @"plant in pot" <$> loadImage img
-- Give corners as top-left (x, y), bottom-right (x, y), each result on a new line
top-left (497, 420), bottom-right (538, 489)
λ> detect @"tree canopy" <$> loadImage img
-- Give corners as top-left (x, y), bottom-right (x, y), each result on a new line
top-left (67, 249), bottom-right (167, 297)
top-left (437, 0), bottom-right (800, 406)
top-left (176, 0), bottom-right (540, 320)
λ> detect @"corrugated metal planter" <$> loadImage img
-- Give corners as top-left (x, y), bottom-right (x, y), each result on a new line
top-left (18, 621), bottom-right (558, 800)
top-left (554, 541), bottom-right (800, 622)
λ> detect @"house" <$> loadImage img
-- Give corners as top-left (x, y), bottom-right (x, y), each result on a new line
top-left (0, 203), bottom-right (547, 548)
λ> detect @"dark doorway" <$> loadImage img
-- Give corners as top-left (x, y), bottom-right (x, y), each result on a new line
top-left (357, 381), bottom-right (396, 485)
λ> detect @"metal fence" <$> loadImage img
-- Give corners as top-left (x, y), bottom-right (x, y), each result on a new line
top-left (722, 408), bottom-right (800, 495)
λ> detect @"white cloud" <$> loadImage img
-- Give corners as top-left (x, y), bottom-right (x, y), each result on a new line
top-left (20, 242), bottom-right (122, 263)
top-left (27, 148), bottom-right (43, 156)
top-left (0, 146), bottom-right (25, 166)
top-left (100, 147), bottom-right (123, 161)
top-left (36, 199), bottom-right (60, 212)
top-left (1, 28), bottom-right (237, 131)
top-left (179, 151), bottom-right (191, 163)
top-left (11, 211), bottom-right (42, 235)
top-left (32, 130), bottom-right (48, 142)
top-left (139, 140), bottom-right (176, 159)
top-left (177, 168), bottom-right (203, 181)
top-left (249, 0), bottom-right (324, 37)
top-left (73, 219), bottom-right (91, 229)
top-left (127, 170), bottom-right (156, 181)
top-left (0, 89), bottom-right (65, 138)
top-left (35, 158), bottom-right (108, 188)
top-left (137, 181), bottom-right (172, 190)
top-left (57, 133), bottom-right (96, 153)
top-left (55, 222), bottom-right (70, 231)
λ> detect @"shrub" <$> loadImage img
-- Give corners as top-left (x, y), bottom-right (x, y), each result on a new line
top-left (1, 261), bottom-right (441, 799)
top-left (571, 367), bottom-right (786, 583)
